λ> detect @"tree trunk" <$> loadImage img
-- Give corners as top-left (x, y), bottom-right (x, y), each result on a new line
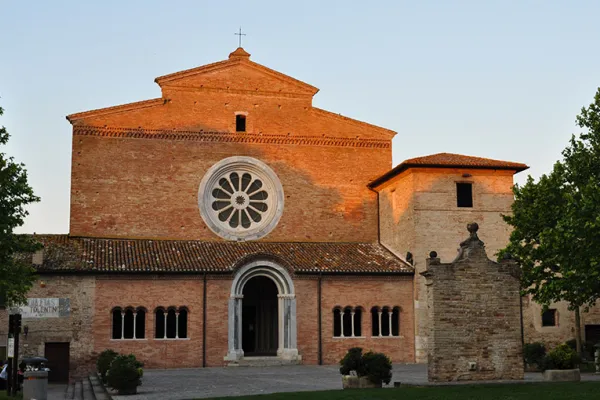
top-left (574, 306), bottom-right (583, 356)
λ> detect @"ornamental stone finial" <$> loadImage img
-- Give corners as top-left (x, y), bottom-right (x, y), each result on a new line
top-left (467, 222), bottom-right (479, 235)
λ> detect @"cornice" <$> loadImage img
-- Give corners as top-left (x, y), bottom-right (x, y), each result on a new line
top-left (72, 126), bottom-right (391, 149)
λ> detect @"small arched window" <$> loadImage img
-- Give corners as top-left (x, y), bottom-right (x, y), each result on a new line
top-left (371, 305), bottom-right (400, 337)
top-left (178, 308), bottom-right (188, 339)
top-left (333, 306), bottom-right (362, 337)
top-left (155, 308), bottom-right (165, 338)
top-left (112, 306), bottom-right (145, 340)
top-left (156, 306), bottom-right (188, 339)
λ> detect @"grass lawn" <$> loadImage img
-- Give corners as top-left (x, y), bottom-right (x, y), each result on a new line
top-left (0, 393), bottom-right (22, 400)
top-left (204, 382), bottom-right (600, 400)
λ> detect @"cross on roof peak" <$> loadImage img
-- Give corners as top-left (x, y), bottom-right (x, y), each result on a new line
top-left (234, 27), bottom-right (246, 48)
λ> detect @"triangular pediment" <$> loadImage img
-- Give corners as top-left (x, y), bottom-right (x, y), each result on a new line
top-left (155, 48), bottom-right (319, 97)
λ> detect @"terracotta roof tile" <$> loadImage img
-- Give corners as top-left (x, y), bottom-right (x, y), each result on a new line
top-left (369, 152), bottom-right (528, 188)
top-left (33, 236), bottom-right (413, 275)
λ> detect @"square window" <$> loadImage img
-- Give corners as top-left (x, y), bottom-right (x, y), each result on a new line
top-left (236, 115), bottom-right (246, 132)
top-left (542, 309), bottom-right (557, 327)
top-left (456, 183), bottom-right (473, 208)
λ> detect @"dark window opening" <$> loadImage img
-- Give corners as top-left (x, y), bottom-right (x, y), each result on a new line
top-left (179, 308), bottom-right (188, 339)
top-left (342, 307), bottom-right (353, 337)
top-left (381, 307), bottom-right (390, 336)
top-left (392, 307), bottom-right (400, 336)
top-left (112, 308), bottom-right (122, 339)
top-left (457, 183), bottom-right (473, 207)
top-left (236, 114), bottom-right (246, 132)
top-left (542, 309), bottom-right (557, 327)
top-left (123, 309), bottom-right (134, 339)
top-left (136, 309), bottom-right (146, 339)
top-left (333, 309), bottom-right (342, 337)
top-left (166, 309), bottom-right (177, 338)
top-left (155, 309), bottom-right (165, 338)
top-left (353, 309), bottom-right (362, 337)
top-left (371, 307), bottom-right (380, 336)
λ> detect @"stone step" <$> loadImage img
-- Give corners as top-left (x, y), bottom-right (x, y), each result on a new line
top-left (65, 382), bottom-right (75, 399)
top-left (74, 381), bottom-right (83, 400)
top-left (89, 374), bottom-right (109, 400)
top-left (82, 377), bottom-right (96, 400)
top-left (227, 357), bottom-right (301, 367)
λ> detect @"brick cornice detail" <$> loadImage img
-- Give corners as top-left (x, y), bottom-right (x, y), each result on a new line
top-left (73, 126), bottom-right (391, 149)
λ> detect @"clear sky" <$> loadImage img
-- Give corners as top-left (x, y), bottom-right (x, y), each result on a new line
top-left (2, 1), bottom-right (599, 234)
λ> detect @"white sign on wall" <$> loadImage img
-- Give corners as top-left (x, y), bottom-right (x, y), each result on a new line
top-left (10, 298), bottom-right (70, 318)
top-left (7, 338), bottom-right (14, 358)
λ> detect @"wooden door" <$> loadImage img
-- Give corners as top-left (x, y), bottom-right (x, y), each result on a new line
top-left (44, 342), bottom-right (70, 383)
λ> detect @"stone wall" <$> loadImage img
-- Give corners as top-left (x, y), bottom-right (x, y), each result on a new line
top-left (377, 167), bottom-right (517, 362)
top-left (421, 224), bottom-right (523, 382)
top-left (0, 276), bottom-right (95, 380)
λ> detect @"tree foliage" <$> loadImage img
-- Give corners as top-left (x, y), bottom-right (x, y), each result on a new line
top-left (501, 88), bottom-right (600, 312)
top-left (0, 105), bottom-right (40, 306)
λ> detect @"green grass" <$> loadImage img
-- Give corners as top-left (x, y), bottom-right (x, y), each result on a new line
top-left (0, 393), bottom-right (22, 400)
top-left (204, 382), bottom-right (600, 400)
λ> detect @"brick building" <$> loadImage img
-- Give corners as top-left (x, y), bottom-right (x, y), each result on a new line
top-left (1, 47), bottom-right (549, 380)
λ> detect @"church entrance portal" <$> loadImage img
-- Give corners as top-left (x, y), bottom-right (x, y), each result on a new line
top-left (242, 276), bottom-right (278, 355)
top-left (225, 260), bottom-right (300, 363)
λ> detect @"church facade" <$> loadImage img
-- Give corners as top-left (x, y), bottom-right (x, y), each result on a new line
top-left (4, 47), bottom-right (591, 381)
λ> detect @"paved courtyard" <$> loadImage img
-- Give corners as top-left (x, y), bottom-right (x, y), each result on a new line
top-left (109, 364), bottom-right (600, 400)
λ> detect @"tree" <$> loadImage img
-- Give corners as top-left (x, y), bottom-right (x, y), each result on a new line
top-left (501, 88), bottom-right (600, 355)
top-left (0, 104), bottom-right (40, 306)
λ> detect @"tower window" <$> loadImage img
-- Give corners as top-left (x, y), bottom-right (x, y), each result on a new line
top-left (456, 183), bottom-right (473, 208)
top-left (542, 309), bottom-right (557, 327)
top-left (236, 114), bottom-right (246, 132)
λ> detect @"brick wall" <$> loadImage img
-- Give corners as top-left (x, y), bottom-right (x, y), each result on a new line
top-left (422, 230), bottom-right (523, 381)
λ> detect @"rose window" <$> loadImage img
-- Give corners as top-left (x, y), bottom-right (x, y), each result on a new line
top-left (198, 157), bottom-right (284, 241)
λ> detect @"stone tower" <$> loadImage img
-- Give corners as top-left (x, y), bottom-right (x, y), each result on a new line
top-left (370, 153), bottom-right (528, 362)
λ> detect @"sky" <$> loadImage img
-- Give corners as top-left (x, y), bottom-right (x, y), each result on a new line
top-left (2, 1), bottom-right (599, 234)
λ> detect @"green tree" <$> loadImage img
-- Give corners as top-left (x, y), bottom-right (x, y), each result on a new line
top-left (501, 88), bottom-right (600, 355)
top-left (0, 104), bottom-right (40, 306)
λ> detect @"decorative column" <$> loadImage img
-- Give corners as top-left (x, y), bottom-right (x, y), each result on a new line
top-left (225, 295), bottom-right (244, 361)
top-left (121, 311), bottom-right (125, 340)
top-left (340, 310), bottom-right (345, 337)
top-left (163, 311), bottom-right (168, 339)
top-left (351, 310), bottom-right (356, 337)
top-left (378, 311), bottom-right (383, 337)
top-left (175, 311), bottom-right (180, 339)
top-left (133, 312), bottom-right (137, 339)
top-left (278, 294), bottom-right (299, 360)
top-left (388, 312), bottom-right (393, 337)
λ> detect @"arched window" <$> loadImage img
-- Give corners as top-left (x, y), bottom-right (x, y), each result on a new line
top-left (112, 307), bottom-right (122, 340)
top-left (178, 308), bottom-right (188, 339)
top-left (112, 306), bottom-right (145, 340)
top-left (155, 306), bottom-right (188, 339)
top-left (371, 305), bottom-right (400, 337)
top-left (371, 307), bottom-right (380, 337)
top-left (333, 308), bottom-right (342, 337)
top-left (333, 306), bottom-right (362, 337)
top-left (155, 308), bottom-right (165, 338)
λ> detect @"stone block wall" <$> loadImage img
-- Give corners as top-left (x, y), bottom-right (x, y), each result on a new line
top-left (422, 224), bottom-right (523, 382)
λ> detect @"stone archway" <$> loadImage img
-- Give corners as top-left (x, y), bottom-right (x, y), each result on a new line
top-left (225, 260), bottom-right (300, 362)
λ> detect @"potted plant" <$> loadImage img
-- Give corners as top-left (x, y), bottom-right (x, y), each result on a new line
top-left (107, 354), bottom-right (144, 395)
top-left (340, 347), bottom-right (392, 389)
top-left (541, 343), bottom-right (581, 382)
top-left (96, 349), bottom-right (118, 384)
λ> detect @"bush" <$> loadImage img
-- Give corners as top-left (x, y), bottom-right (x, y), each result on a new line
top-left (106, 354), bottom-right (144, 395)
top-left (339, 347), bottom-right (365, 376)
top-left (96, 349), bottom-right (118, 384)
top-left (541, 344), bottom-right (581, 371)
top-left (362, 351), bottom-right (392, 385)
top-left (339, 348), bottom-right (392, 385)
top-left (565, 339), bottom-right (577, 351)
top-left (523, 342), bottom-right (546, 367)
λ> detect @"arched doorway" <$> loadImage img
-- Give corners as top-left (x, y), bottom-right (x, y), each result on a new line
top-left (242, 276), bottom-right (278, 355)
top-left (225, 259), bottom-right (300, 362)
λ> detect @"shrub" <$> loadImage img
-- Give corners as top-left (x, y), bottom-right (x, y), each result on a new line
top-left (339, 348), bottom-right (392, 385)
top-left (541, 344), bottom-right (581, 371)
top-left (523, 342), bottom-right (546, 367)
top-left (106, 354), bottom-right (144, 395)
top-left (96, 349), bottom-right (118, 384)
top-left (339, 347), bottom-right (365, 376)
top-left (362, 351), bottom-right (392, 385)
top-left (565, 339), bottom-right (577, 351)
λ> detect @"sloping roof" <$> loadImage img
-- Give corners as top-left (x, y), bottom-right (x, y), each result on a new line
top-left (34, 235), bottom-right (413, 275)
top-left (369, 152), bottom-right (529, 188)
